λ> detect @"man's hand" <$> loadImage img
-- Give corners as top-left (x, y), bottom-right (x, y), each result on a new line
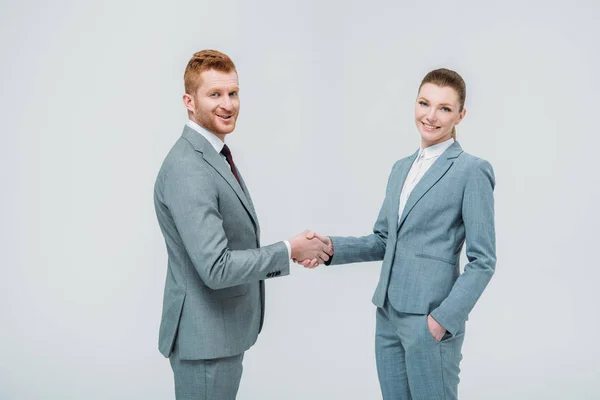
top-left (289, 230), bottom-right (333, 265)
top-left (292, 231), bottom-right (333, 269)
top-left (427, 314), bottom-right (447, 342)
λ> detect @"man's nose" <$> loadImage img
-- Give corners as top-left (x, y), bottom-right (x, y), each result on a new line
top-left (220, 95), bottom-right (233, 111)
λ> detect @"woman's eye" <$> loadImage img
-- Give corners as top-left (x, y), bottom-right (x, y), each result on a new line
top-left (442, 107), bottom-right (451, 112)
top-left (419, 101), bottom-right (428, 107)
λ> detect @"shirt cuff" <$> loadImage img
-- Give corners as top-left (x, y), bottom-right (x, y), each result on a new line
top-left (283, 240), bottom-right (292, 259)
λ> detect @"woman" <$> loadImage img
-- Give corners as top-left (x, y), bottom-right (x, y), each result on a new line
top-left (305, 68), bottom-right (496, 400)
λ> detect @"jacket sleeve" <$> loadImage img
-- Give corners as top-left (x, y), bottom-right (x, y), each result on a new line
top-left (327, 163), bottom-right (399, 266)
top-left (430, 159), bottom-right (496, 335)
top-left (162, 161), bottom-right (290, 290)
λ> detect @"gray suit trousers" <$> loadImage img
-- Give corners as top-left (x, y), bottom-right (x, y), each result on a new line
top-left (375, 301), bottom-right (465, 400)
top-left (170, 342), bottom-right (244, 400)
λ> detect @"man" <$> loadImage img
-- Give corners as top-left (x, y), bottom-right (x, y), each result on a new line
top-left (154, 49), bottom-right (331, 399)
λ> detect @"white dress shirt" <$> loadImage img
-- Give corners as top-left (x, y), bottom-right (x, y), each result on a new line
top-left (186, 120), bottom-right (292, 258)
top-left (398, 138), bottom-right (455, 221)
top-left (186, 119), bottom-right (227, 163)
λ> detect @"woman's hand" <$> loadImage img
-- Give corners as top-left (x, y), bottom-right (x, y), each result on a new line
top-left (427, 314), bottom-right (447, 342)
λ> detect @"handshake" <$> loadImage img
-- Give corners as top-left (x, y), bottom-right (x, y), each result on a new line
top-left (289, 231), bottom-right (333, 269)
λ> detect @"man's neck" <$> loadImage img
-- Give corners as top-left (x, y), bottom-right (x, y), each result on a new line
top-left (188, 118), bottom-right (226, 142)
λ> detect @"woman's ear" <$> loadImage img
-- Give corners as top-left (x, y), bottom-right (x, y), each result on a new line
top-left (455, 108), bottom-right (467, 126)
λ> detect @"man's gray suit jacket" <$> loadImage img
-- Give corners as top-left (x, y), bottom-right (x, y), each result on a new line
top-left (154, 126), bottom-right (290, 360)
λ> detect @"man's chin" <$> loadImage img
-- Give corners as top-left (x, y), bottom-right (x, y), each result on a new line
top-left (215, 126), bottom-right (235, 135)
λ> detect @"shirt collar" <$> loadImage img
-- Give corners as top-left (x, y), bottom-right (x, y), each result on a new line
top-left (418, 137), bottom-right (455, 160)
top-left (186, 119), bottom-right (225, 154)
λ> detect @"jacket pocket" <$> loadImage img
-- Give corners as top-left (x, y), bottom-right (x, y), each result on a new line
top-left (416, 253), bottom-right (456, 266)
top-left (208, 284), bottom-right (248, 300)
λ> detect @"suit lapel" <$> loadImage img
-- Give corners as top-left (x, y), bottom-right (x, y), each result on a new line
top-left (182, 127), bottom-right (259, 230)
top-left (389, 150), bottom-right (419, 232)
top-left (397, 141), bottom-right (463, 232)
top-left (237, 171), bottom-right (260, 239)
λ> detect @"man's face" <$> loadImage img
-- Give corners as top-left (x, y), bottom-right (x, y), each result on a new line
top-left (185, 69), bottom-right (240, 140)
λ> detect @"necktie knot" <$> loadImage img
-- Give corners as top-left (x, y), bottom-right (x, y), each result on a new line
top-left (221, 144), bottom-right (232, 158)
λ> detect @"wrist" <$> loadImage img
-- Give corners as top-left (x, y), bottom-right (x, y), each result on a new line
top-left (289, 237), bottom-right (299, 259)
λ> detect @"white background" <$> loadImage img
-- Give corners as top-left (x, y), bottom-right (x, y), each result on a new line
top-left (2, 0), bottom-right (599, 398)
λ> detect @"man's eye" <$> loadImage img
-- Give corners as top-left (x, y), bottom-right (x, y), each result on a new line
top-left (230, 91), bottom-right (238, 97)
top-left (209, 93), bottom-right (219, 98)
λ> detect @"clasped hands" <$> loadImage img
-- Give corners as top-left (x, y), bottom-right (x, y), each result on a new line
top-left (289, 230), bottom-right (332, 268)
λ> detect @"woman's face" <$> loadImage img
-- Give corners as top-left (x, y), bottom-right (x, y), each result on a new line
top-left (414, 83), bottom-right (466, 147)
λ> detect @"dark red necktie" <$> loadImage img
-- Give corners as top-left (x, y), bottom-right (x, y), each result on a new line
top-left (220, 144), bottom-right (243, 188)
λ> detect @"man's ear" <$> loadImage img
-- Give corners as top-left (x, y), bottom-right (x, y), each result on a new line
top-left (183, 93), bottom-right (195, 113)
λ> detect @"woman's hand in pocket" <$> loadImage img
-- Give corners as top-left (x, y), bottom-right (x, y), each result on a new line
top-left (427, 314), bottom-right (447, 342)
